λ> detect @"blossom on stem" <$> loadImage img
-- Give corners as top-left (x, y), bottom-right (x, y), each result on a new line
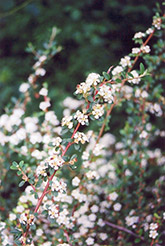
top-left (51, 176), bottom-right (67, 193)
top-left (19, 83), bottom-right (30, 93)
top-left (74, 110), bottom-right (88, 125)
top-left (128, 70), bottom-right (141, 84)
top-left (134, 32), bottom-right (145, 39)
top-left (74, 131), bottom-right (89, 144)
top-left (61, 115), bottom-right (73, 129)
top-left (98, 84), bottom-right (114, 103)
top-left (39, 87), bottom-right (48, 96)
top-left (85, 73), bottom-right (100, 86)
top-left (92, 104), bottom-right (104, 119)
top-left (149, 230), bottom-right (158, 239)
top-left (141, 45), bottom-right (151, 53)
top-left (39, 101), bottom-right (51, 111)
top-left (120, 56), bottom-right (131, 67)
top-left (46, 154), bottom-right (64, 170)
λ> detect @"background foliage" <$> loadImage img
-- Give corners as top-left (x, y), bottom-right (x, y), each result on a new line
top-left (0, 0), bottom-right (161, 113)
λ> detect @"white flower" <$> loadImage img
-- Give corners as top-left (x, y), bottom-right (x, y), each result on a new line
top-left (132, 47), bottom-right (140, 54)
top-left (63, 97), bottom-right (84, 110)
top-left (86, 237), bottom-right (94, 245)
top-left (43, 242), bottom-right (52, 246)
top-left (0, 222), bottom-right (6, 230)
top-left (152, 17), bottom-right (161, 30)
top-left (112, 66), bottom-right (123, 76)
top-left (19, 83), bottom-right (30, 93)
top-left (89, 213), bottom-right (97, 222)
top-left (92, 104), bottom-right (104, 119)
top-left (72, 177), bottom-right (80, 186)
top-left (86, 170), bottom-right (99, 180)
top-left (46, 154), bottom-right (64, 170)
top-left (71, 189), bottom-right (87, 202)
top-left (19, 213), bottom-right (27, 224)
top-left (36, 228), bottom-right (43, 236)
top-left (28, 74), bottom-right (35, 83)
top-left (53, 137), bottom-right (62, 147)
top-left (82, 151), bottom-right (89, 160)
top-left (139, 130), bottom-right (148, 139)
top-left (35, 68), bottom-right (46, 76)
top-left (98, 84), bottom-right (114, 103)
top-left (36, 161), bottom-right (48, 176)
top-left (149, 223), bottom-right (158, 230)
top-left (58, 244), bottom-right (70, 246)
top-left (45, 111), bottom-right (59, 125)
top-left (120, 56), bottom-right (131, 67)
top-left (30, 132), bottom-right (42, 144)
top-left (51, 177), bottom-right (67, 193)
top-left (86, 73), bottom-right (100, 86)
top-left (74, 110), bottom-right (88, 125)
top-left (93, 143), bottom-right (104, 156)
top-left (146, 28), bottom-right (153, 35)
top-left (48, 204), bottom-right (59, 218)
top-left (39, 101), bottom-right (51, 111)
top-left (141, 45), bottom-right (151, 53)
top-left (90, 205), bottom-right (99, 213)
top-left (39, 55), bottom-right (47, 62)
top-left (9, 213), bottom-right (17, 221)
top-left (149, 230), bottom-right (158, 239)
top-left (16, 128), bottom-right (26, 140)
top-left (99, 233), bottom-right (108, 240)
top-left (141, 90), bottom-right (148, 98)
top-left (134, 32), bottom-right (145, 39)
top-left (61, 115), bottom-right (73, 129)
top-left (125, 169), bottom-right (132, 176)
top-left (24, 117), bottom-right (38, 133)
top-left (74, 131), bottom-right (89, 144)
top-left (75, 82), bottom-right (91, 95)
top-left (39, 88), bottom-right (48, 96)
top-left (128, 70), bottom-right (141, 84)
top-left (33, 61), bottom-right (41, 69)
top-left (109, 191), bottom-right (118, 201)
top-left (113, 203), bottom-right (122, 211)
top-left (125, 215), bottom-right (139, 227)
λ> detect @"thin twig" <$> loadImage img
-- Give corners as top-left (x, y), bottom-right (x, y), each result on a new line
top-left (104, 221), bottom-right (145, 241)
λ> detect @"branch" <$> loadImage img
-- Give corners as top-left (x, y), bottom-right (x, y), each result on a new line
top-left (104, 220), bottom-right (145, 241)
top-left (0, 0), bottom-right (34, 19)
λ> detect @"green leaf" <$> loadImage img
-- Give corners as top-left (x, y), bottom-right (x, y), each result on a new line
top-left (71, 154), bottom-right (77, 160)
top-left (102, 71), bottom-right (110, 80)
top-left (17, 170), bottom-right (22, 175)
top-left (10, 161), bottom-right (18, 170)
top-left (134, 238), bottom-right (141, 243)
top-left (19, 160), bottom-right (24, 168)
top-left (154, 213), bottom-right (160, 219)
top-left (10, 165), bottom-right (18, 170)
top-left (74, 143), bottom-right (80, 150)
top-left (128, 72), bottom-right (134, 78)
top-left (87, 95), bottom-right (94, 102)
top-left (19, 180), bottom-right (25, 187)
top-left (140, 63), bottom-right (145, 74)
top-left (61, 127), bottom-right (69, 135)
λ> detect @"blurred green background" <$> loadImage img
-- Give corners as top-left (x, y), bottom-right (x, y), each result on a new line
top-left (0, 0), bottom-right (160, 113)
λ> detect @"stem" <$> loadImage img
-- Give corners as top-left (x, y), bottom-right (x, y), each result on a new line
top-left (34, 170), bottom-right (56, 213)
top-left (128, 30), bottom-right (155, 73)
top-left (104, 221), bottom-right (145, 241)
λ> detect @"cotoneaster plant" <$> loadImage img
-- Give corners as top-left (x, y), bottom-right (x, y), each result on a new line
top-left (0, 7), bottom-right (164, 246)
